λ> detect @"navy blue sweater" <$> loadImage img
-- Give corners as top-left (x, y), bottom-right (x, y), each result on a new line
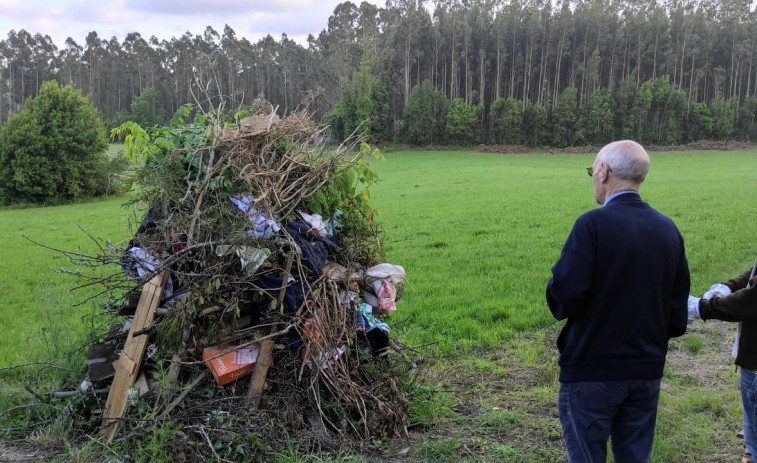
top-left (546, 193), bottom-right (689, 382)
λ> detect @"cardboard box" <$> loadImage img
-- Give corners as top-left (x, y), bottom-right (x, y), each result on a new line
top-left (202, 343), bottom-right (271, 386)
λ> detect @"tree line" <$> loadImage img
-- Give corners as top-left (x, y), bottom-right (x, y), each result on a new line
top-left (1, 0), bottom-right (757, 146)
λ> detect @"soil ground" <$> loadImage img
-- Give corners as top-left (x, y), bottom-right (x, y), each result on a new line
top-left (477, 140), bottom-right (753, 154)
top-left (0, 441), bottom-right (52, 462)
top-left (369, 319), bottom-right (742, 462)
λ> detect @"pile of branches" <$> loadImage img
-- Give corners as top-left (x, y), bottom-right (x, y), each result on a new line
top-left (52, 101), bottom-right (418, 455)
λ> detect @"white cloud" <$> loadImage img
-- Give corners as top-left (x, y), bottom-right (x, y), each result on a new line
top-left (0, 0), bottom-right (383, 47)
top-left (126, 0), bottom-right (294, 16)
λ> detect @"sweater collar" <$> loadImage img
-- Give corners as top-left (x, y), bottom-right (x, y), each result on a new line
top-left (603, 190), bottom-right (640, 206)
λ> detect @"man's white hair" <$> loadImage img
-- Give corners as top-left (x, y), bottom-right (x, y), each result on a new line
top-left (597, 140), bottom-right (650, 183)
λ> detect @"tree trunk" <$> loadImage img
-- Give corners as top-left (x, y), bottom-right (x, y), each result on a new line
top-left (653, 28), bottom-right (659, 79)
top-left (636, 23), bottom-right (642, 86)
top-left (537, 41), bottom-right (546, 105)
top-left (554, 26), bottom-right (566, 108)
top-left (465, 24), bottom-right (470, 104)
top-left (679, 31), bottom-right (687, 89)
top-left (496, 29), bottom-right (502, 99)
top-left (523, 34), bottom-right (532, 110)
top-left (510, 21), bottom-right (517, 98)
top-left (451, 23), bottom-right (457, 100)
top-left (479, 48), bottom-right (486, 106)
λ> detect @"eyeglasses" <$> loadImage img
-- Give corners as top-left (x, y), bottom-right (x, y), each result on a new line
top-left (586, 165), bottom-right (612, 177)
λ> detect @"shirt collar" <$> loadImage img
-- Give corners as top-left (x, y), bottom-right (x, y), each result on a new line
top-left (603, 190), bottom-right (639, 206)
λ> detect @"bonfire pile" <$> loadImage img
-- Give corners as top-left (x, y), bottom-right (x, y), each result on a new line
top-left (60, 102), bottom-right (415, 453)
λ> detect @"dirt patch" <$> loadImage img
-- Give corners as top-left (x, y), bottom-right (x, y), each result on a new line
top-left (374, 324), bottom-right (743, 462)
top-left (667, 319), bottom-right (738, 390)
top-left (647, 140), bottom-right (753, 152)
top-left (477, 144), bottom-right (540, 154)
top-left (381, 334), bottom-right (566, 462)
top-left (0, 441), bottom-right (53, 462)
top-left (477, 140), bottom-right (755, 155)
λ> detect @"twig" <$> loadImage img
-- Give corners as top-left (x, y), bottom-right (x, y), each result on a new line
top-left (52, 389), bottom-right (109, 399)
top-left (191, 424), bottom-right (226, 463)
top-left (0, 403), bottom-right (60, 418)
top-left (0, 362), bottom-right (73, 374)
top-left (159, 371), bottom-right (208, 420)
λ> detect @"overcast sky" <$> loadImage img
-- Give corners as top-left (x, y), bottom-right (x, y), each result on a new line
top-left (0, 0), bottom-right (384, 48)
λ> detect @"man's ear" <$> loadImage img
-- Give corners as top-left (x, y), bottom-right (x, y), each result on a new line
top-left (599, 164), bottom-right (610, 182)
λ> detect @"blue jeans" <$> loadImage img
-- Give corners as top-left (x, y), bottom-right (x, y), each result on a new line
top-left (742, 368), bottom-right (757, 457)
top-left (558, 379), bottom-right (660, 463)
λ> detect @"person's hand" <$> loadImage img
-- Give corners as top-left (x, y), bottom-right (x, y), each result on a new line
top-left (703, 283), bottom-right (731, 299)
top-left (687, 295), bottom-right (701, 323)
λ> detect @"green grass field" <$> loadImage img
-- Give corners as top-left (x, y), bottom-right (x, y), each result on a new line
top-left (369, 149), bottom-right (757, 352)
top-left (0, 197), bottom-right (133, 366)
top-left (2, 148), bottom-right (757, 461)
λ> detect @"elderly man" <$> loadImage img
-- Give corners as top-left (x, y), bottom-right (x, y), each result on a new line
top-left (546, 140), bottom-right (690, 462)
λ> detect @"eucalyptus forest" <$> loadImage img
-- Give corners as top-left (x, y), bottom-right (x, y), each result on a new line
top-left (1, 0), bottom-right (757, 146)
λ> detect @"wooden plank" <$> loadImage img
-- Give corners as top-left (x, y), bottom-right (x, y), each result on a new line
top-left (101, 271), bottom-right (167, 439)
top-left (120, 354), bottom-right (138, 376)
top-left (245, 338), bottom-right (274, 408)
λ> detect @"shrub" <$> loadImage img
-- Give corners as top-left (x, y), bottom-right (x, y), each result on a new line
top-left (0, 81), bottom-right (110, 204)
top-left (402, 80), bottom-right (448, 145)
top-left (445, 98), bottom-right (481, 145)
top-left (490, 97), bottom-right (523, 145)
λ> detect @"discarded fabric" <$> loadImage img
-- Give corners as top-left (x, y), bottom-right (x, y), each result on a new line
top-left (357, 303), bottom-right (389, 334)
top-left (215, 245), bottom-right (271, 276)
top-left (324, 210), bottom-right (343, 237)
top-left (305, 346), bottom-right (347, 371)
top-left (127, 247), bottom-right (174, 299)
top-left (285, 222), bottom-right (330, 275)
top-left (298, 211), bottom-right (327, 236)
top-left (230, 196), bottom-right (281, 238)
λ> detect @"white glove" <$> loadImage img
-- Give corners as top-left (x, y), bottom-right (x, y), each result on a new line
top-left (703, 282), bottom-right (731, 299)
top-left (687, 295), bottom-right (701, 323)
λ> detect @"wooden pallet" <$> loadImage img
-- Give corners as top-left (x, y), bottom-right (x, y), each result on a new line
top-left (101, 271), bottom-right (167, 439)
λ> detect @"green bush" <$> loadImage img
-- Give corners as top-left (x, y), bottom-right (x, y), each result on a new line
top-left (402, 80), bottom-right (448, 145)
top-left (522, 101), bottom-right (548, 146)
top-left (0, 81), bottom-right (110, 204)
top-left (490, 97), bottom-right (523, 145)
top-left (551, 86), bottom-right (578, 147)
top-left (326, 56), bottom-right (389, 143)
top-left (687, 102), bottom-right (713, 141)
top-left (130, 87), bottom-right (165, 128)
top-left (577, 88), bottom-right (615, 145)
top-left (445, 98), bottom-right (481, 145)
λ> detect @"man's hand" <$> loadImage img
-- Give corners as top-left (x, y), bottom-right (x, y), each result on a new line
top-left (703, 283), bottom-right (731, 299)
top-left (687, 295), bottom-right (701, 323)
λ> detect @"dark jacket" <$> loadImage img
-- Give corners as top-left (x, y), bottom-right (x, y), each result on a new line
top-left (546, 193), bottom-right (690, 382)
top-left (699, 269), bottom-right (757, 370)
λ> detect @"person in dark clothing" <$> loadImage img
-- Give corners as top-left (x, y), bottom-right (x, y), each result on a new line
top-left (689, 264), bottom-right (757, 463)
top-left (546, 140), bottom-right (690, 462)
